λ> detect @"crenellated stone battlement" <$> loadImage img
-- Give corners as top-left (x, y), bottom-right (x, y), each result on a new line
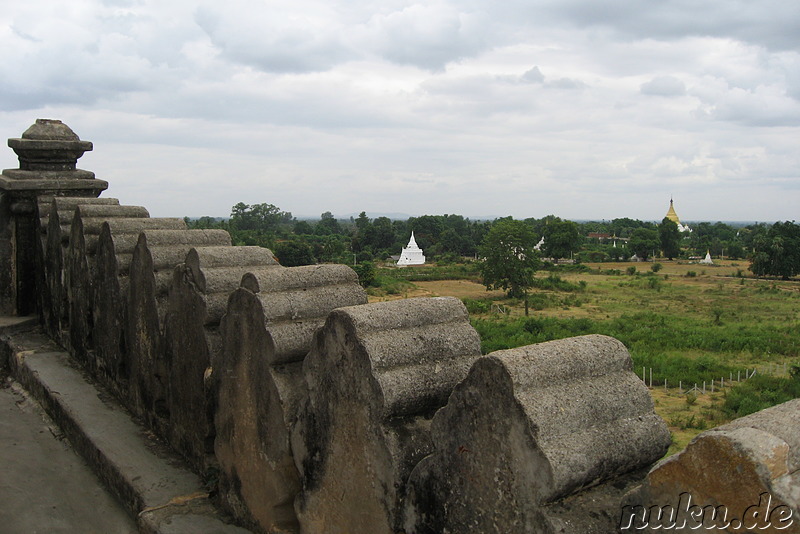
top-left (1, 120), bottom-right (796, 534)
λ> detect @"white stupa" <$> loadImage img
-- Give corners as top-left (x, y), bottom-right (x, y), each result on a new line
top-left (700, 250), bottom-right (714, 265)
top-left (397, 232), bottom-right (425, 266)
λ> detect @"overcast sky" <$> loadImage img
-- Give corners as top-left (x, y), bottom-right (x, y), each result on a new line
top-left (1, 1), bottom-right (798, 221)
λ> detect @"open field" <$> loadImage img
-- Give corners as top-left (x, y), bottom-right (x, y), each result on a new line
top-left (369, 260), bottom-right (800, 454)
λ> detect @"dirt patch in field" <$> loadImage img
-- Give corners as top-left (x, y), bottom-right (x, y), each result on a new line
top-left (367, 280), bottom-right (505, 303)
top-left (413, 280), bottom-right (505, 300)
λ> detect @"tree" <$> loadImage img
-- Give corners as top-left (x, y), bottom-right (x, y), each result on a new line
top-left (354, 211), bottom-right (371, 234)
top-left (750, 221), bottom-right (800, 279)
top-left (229, 202), bottom-right (292, 233)
top-left (273, 240), bottom-right (315, 267)
top-left (478, 219), bottom-right (541, 312)
top-left (365, 216), bottom-right (397, 254)
top-left (542, 219), bottom-right (582, 261)
top-left (293, 220), bottom-right (313, 235)
top-left (659, 217), bottom-right (681, 259)
top-left (315, 211), bottom-right (341, 235)
top-left (629, 228), bottom-right (660, 261)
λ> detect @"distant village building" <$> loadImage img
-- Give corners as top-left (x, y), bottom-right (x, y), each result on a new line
top-left (665, 198), bottom-right (691, 233)
top-left (397, 232), bottom-right (425, 266)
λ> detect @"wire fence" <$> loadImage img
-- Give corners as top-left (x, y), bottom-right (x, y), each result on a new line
top-left (640, 362), bottom-right (792, 395)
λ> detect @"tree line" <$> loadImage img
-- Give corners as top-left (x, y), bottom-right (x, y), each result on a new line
top-left (186, 202), bottom-right (799, 279)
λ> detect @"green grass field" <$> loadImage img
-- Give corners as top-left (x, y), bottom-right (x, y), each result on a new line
top-left (372, 259), bottom-right (800, 454)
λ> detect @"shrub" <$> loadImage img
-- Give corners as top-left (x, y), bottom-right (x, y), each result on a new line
top-left (462, 298), bottom-right (491, 315)
top-left (686, 271), bottom-right (697, 278)
top-left (724, 373), bottom-right (800, 418)
top-left (651, 263), bottom-right (663, 273)
top-left (527, 293), bottom-right (555, 310)
top-left (647, 277), bottom-right (662, 291)
top-left (352, 261), bottom-right (376, 287)
top-left (530, 274), bottom-right (585, 292)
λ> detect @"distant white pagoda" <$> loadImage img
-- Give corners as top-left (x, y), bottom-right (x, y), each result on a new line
top-left (700, 250), bottom-right (714, 265)
top-left (397, 232), bottom-right (425, 266)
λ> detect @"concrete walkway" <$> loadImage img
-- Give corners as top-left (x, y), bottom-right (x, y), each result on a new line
top-left (0, 374), bottom-right (137, 534)
top-left (0, 317), bottom-right (251, 533)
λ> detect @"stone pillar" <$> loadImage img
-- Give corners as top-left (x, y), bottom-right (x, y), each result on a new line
top-left (0, 119), bottom-right (107, 315)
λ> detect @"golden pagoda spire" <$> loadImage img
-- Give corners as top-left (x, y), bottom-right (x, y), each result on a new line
top-left (665, 197), bottom-right (681, 225)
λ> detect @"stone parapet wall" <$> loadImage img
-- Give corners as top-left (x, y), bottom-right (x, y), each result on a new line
top-left (2, 120), bottom-right (796, 534)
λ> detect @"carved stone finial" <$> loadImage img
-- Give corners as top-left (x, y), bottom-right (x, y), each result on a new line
top-left (8, 119), bottom-right (93, 172)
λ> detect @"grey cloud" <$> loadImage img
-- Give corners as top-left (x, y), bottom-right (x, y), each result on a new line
top-left (193, 2), bottom-right (492, 73)
top-left (194, 5), bottom-right (356, 73)
top-left (547, 78), bottom-right (586, 90)
top-left (543, 0), bottom-right (800, 51)
top-left (702, 97), bottom-right (800, 127)
top-left (641, 76), bottom-right (686, 96)
top-left (521, 66), bottom-right (545, 83)
top-left (366, 4), bottom-right (491, 71)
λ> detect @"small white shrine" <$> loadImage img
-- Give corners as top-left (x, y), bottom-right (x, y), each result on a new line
top-left (397, 232), bottom-right (425, 266)
top-left (700, 251), bottom-right (714, 265)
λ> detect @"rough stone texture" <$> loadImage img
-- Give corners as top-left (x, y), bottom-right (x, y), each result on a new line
top-left (0, 120), bottom-right (107, 315)
top-left (64, 206), bottom-right (153, 367)
top-left (65, 207), bottom-right (93, 362)
top-left (623, 398), bottom-right (800, 532)
top-left (404, 334), bottom-right (671, 534)
top-left (182, 246), bottom-right (281, 322)
top-left (214, 264), bottom-right (367, 533)
top-left (92, 220), bottom-right (191, 399)
top-left (36, 196), bottom-right (121, 337)
top-left (42, 200), bottom-right (69, 342)
top-left (37, 195), bottom-right (120, 222)
top-left (162, 245), bottom-right (280, 477)
top-left (7, 118), bottom-right (93, 172)
top-left (292, 297), bottom-right (481, 534)
top-left (125, 233), bottom-right (234, 434)
top-left (0, 192), bottom-right (13, 315)
top-left (125, 233), bottom-right (167, 428)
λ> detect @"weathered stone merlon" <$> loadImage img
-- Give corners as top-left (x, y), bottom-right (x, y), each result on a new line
top-left (625, 398), bottom-right (800, 532)
top-left (240, 263), bottom-right (358, 293)
top-left (61, 216), bottom-right (184, 241)
top-left (404, 334), bottom-right (671, 534)
top-left (182, 246), bottom-right (280, 324)
top-left (186, 246), bottom-right (279, 282)
top-left (109, 229), bottom-right (231, 256)
top-left (326, 297), bottom-right (482, 418)
top-left (54, 204), bottom-right (149, 224)
top-left (486, 335), bottom-right (667, 501)
top-left (212, 263), bottom-right (367, 531)
top-left (240, 265), bottom-right (368, 364)
top-left (293, 297), bottom-right (482, 534)
top-left (37, 196), bottom-right (120, 223)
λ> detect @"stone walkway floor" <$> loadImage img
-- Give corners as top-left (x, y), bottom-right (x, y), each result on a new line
top-left (0, 374), bottom-right (137, 534)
